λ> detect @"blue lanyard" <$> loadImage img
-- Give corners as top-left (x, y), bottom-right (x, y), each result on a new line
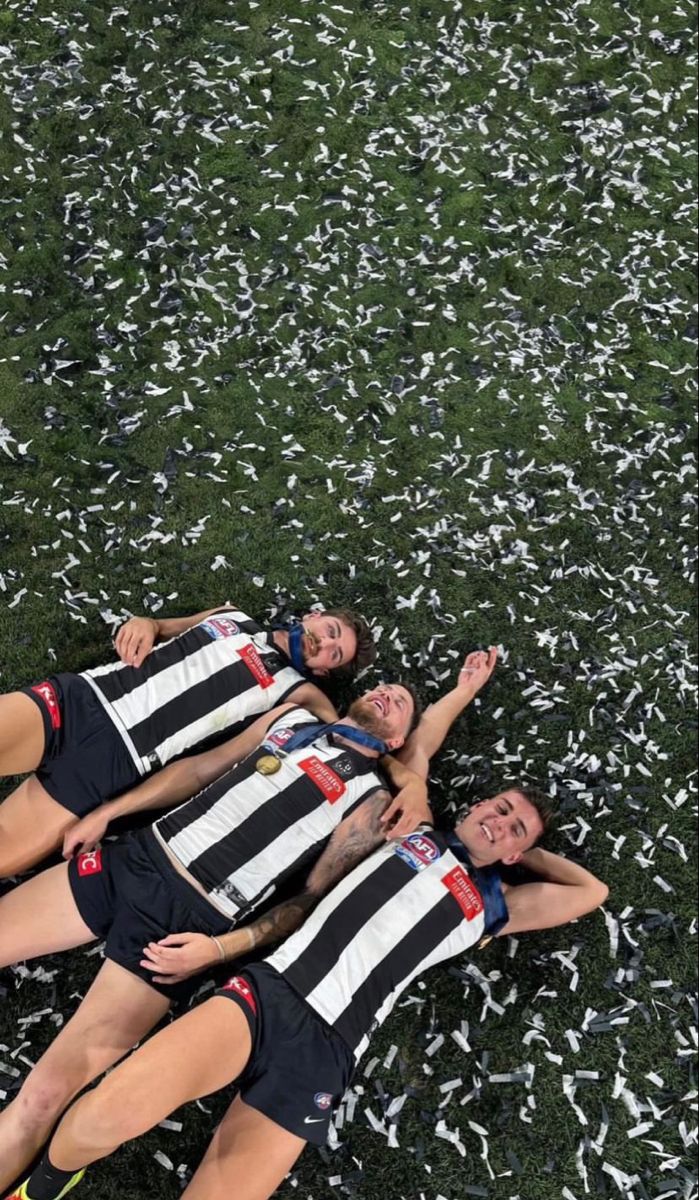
top-left (261, 721), bottom-right (387, 759)
top-left (286, 622), bottom-right (309, 674)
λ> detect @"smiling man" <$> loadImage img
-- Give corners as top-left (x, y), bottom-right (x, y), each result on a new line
top-left (12, 654), bottom-right (608, 1200)
top-left (0, 602), bottom-right (375, 875)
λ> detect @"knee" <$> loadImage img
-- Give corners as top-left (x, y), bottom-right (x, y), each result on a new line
top-left (66, 1076), bottom-right (141, 1155)
top-left (13, 1068), bottom-right (76, 1134)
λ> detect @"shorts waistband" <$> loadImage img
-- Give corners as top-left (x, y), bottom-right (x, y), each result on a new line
top-left (137, 827), bottom-right (234, 933)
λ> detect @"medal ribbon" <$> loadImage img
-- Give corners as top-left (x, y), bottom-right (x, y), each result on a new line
top-left (286, 622), bottom-right (309, 674)
top-left (259, 721), bottom-right (387, 760)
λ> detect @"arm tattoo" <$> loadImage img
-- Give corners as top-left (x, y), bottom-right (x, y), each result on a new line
top-left (306, 790), bottom-right (390, 897)
top-left (244, 892), bottom-right (317, 951)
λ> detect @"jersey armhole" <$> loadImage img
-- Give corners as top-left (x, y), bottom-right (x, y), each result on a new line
top-left (264, 703), bottom-right (317, 736)
top-left (277, 678), bottom-right (309, 704)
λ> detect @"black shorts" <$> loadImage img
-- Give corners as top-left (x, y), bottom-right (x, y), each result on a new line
top-left (216, 963), bottom-right (354, 1146)
top-left (68, 828), bottom-right (233, 1002)
top-left (22, 673), bottom-right (139, 817)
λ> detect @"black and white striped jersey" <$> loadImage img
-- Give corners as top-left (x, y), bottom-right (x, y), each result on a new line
top-left (266, 829), bottom-right (508, 1062)
top-left (80, 609), bottom-right (304, 775)
top-left (153, 706), bottom-right (386, 921)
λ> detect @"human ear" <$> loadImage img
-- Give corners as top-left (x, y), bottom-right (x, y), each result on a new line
top-left (502, 851), bottom-right (523, 867)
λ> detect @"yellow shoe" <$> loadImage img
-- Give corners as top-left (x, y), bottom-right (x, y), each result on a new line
top-left (7, 1170), bottom-right (86, 1200)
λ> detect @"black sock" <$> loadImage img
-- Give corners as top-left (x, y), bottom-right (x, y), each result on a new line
top-left (24, 1152), bottom-right (81, 1200)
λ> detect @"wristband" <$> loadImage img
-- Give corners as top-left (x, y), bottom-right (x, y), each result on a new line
top-left (210, 935), bottom-right (226, 963)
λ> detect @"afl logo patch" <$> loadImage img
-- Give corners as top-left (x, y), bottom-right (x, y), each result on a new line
top-left (314, 1092), bottom-right (333, 1111)
top-left (394, 833), bottom-right (441, 872)
top-left (201, 616), bottom-right (240, 640)
top-left (267, 727), bottom-right (294, 749)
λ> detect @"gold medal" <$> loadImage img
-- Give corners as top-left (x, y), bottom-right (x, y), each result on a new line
top-left (256, 754), bottom-right (281, 776)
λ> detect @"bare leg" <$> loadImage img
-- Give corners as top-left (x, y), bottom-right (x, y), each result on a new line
top-left (0, 960), bottom-right (170, 1190)
top-left (0, 692), bottom-right (45, 774)
top-left (48, 997), bottom-right (254, 1173)
top-left (0, 776), bottom-right (78, 877)
top-left (0, 861), bottom-right (95, 968)
top-left (184, 1097), bottom-right (306, 1200)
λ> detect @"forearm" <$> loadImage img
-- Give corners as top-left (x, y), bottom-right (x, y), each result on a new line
top-left (217, 893), bottom-right (317, 961)
top-left (520, 847), bottom-right (604, 889)
top-left (382, 754), bottom-right (426, 793)
top-left (381, 755), bottom-right (432, 821)
top-left (100, 759), bottom-right (202, 824)
top-left (399, 683), bottom-right (480, 766)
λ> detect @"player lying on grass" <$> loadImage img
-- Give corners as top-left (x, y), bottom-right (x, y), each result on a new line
top-left (0, 601), bottom-right (375, 875)
top-left (0, 651), bottom-right (495, 1193)
top-left (10, 675), bottom-right (608, 1200)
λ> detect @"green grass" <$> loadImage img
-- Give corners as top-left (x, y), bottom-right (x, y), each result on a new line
top-left (0, 1), bottom-right (696, 1197)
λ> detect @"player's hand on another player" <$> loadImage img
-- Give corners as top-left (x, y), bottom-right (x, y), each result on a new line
top-left (141, 932), bottom-right (228, 985)
top-left (62, 808), bottom-right (110, 859)
top-left (380, 780), bottom-right (432, 840)
top-left (115, 616), bottom-right (160, 667)
top-left (457, 646), bottom-right (498, 695)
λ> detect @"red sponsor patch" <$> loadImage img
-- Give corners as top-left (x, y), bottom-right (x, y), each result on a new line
top-left (238, 643), bottom-right (275, 689)
top-left (442, 867), bottom-right (484, 922)
top-left (31, 681), bottom-right (62, 730)
top-left (298, 755), bottom-right (346, 804)
top-left (223, 976), bottom-right (258, 1016)
top-left (77, 850), bottom-right (103, 877)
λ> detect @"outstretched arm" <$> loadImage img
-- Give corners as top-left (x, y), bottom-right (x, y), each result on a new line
top-left (62, 703), bottom-right (297, 859)
top-left (498, 849), bottom-right (609, 936)
top-left (141, 790), bottom-right (391, 985)
top-left (114, 604), bottom-right (236, 666)
top-left (397, 647), bottom-right (498, 779)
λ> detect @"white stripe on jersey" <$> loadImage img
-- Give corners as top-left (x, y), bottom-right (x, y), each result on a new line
top-left (81, 609), bottom-right (303, 773)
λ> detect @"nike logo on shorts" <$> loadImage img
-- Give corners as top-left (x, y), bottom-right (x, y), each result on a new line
top-left (304, 1117), bottom-right (325, 1125)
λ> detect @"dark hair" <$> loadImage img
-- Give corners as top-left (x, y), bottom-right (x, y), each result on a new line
top-left (506, 780), bottom-right (557, 840)
top-left (324, 607), bottom-right (377, 677)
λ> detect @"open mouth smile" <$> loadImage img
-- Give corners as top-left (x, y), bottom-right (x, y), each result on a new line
top-left (480, 822), bottom-right (495, 845)
top-left (371, 695), bottom-right (388, 717)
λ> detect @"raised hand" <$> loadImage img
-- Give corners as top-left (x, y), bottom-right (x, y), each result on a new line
top-left (456, 646), bottom-right (498, 695)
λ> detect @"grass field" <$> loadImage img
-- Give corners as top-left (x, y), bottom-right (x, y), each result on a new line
top-left (0, 1), bottom-right (697, 1197)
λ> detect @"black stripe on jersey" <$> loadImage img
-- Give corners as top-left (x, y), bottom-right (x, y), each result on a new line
top-left (92, 626), bottom-right (214, 703)
top-left (128, 653), bottom-right (288, 758)
top-left (333, 890), bottom-right (464, 1052)
top-left (284, 854), bottom-right (413, 997)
